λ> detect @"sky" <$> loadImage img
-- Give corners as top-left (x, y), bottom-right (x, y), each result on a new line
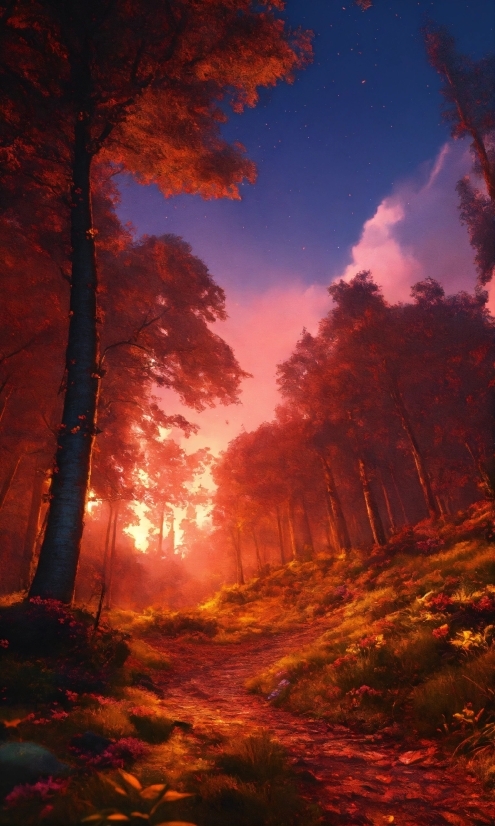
top-left (116, 0), bottom-right (495, 470)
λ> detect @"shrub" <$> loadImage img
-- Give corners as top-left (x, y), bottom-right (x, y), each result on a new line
top-left (216, 731), bottom-right (287, 784)
top-left (128, 709), bottom-right (175, 744)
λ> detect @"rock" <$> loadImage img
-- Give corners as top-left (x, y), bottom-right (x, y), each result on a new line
top-left (0, 742), bottom-right (71, 795)
top-left (70, 730), bottom-right (112, 756)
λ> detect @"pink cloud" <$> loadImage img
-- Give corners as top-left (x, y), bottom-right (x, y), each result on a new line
top-left (340, 141), bottom-right (478, 302)
top-left (159, 141), bottom-right (482, 462)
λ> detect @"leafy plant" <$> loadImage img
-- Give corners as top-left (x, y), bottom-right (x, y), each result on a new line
top-left (80, 769), bottom-right (195, 825)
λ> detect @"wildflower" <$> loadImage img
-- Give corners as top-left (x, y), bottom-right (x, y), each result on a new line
top-left (89, 737), bottom-right (149, 768)
top-left (432, 624), bottom-right (449, 639)
top-left (0, 639), bottom-right (9, 648)
top-left (267, 678), bottom-right (290, 701)
top-left (426, 593), bottom-right (453, 612)
top-left (65, 690), bottom-right (78, 702)
top-left (5, 777), bottom-right (67, 808)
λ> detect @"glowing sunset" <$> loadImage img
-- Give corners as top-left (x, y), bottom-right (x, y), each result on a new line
top-left (0, 1), bottom-right (494, 823)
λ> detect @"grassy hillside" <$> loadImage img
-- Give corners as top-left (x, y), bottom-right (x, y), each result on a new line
top-left (138, 500), bottom-right (495, 787)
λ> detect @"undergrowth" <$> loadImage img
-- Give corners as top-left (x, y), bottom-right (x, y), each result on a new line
top-left (0, 598), bottom-right (319, 824)
top-left (140, 500), bottom-right (495, 790)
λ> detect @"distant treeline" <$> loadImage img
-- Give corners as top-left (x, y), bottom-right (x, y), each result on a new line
top-left (212, 272), bottom-right (494, 581)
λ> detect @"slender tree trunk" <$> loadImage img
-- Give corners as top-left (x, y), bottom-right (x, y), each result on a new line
top-left (276, 506), bottom-right (285, 564)
top-left (324, 499), bottom-right (338, 553)
top-left (301, 494), bottom-right (314, 554)
top-left (30, 104), bottom-right (100, 603)
top-left (0, 453), bottom-right (22, 512)
top-left (287, 497), bottom-right (298, 560)
top-left (378, 468), bottom-right (396, 535)
top-left (166, 515), bottom-right (175, 555)
top-left (252, 529), bottom-right (262, 573)
top-left (389, 465), bottom-right (408, 525)
top-left (105, 501), bottom-right (119, 609)
top-left (358, 458), bottom-right (386, 547)
top-left (319, 455), bottom-right (351, 552)
top-left (102, 501), bottom-right (113, 588)
top-left (230, 527), bottom-right (244, 586)
top-left (20, 463), bottom-right (47, 590)
top-left (388, 376), bottom-right (440, 519)
top-left (0, 386), bottom-right (13, 430)
top-left (464, 439), bottom-right (494, 498)
top-left (157, 502), bottom-right (165, 556)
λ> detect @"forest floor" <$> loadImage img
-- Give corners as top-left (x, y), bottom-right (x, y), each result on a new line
top-left (149, 621), bottom-right (495, 826)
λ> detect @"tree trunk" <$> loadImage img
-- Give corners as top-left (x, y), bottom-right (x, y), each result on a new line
top-left (464, 440), bottom-right (494, 499)
top-left (0, 386), bottom-right (13, 431)
top-left (389, 376), bottom-right (440, 519)
top-left (20, 463), bottom-right (48, 590)
top-left (378, 468), bottom-right (396, 535)
top-left (324, 499), bottom-right (339, 553)
top-left (287, 497), bottom-right (298, 560)
top-left (301, 494), bottom-right (314, 554)
top-left (319, 455), bottom-right (351, 552)
top-left (276, 506), bottom-right (285, 564)
top-left (252, 529), bottom-right (262, 573)
top-left (105, 501), bottom-right (119, 609)
top-left (157, 502), bottom-right (165, 556)
top-left (230, 527), bottom-right (244, 586)
top-left (0, 453), bottom-right (22, 512)
top-left (358, 458), bottom-right (387, 546)
top-left (30, 105), bottom-right (100, 603)
top-left (101, 500), bottom-right (113, 588)
top-left (389, 465), bottom-right (408, 525)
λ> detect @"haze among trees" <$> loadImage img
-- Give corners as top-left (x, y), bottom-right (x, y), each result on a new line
top-left (0, 3), bottom-right (493, 607)
top-left (2, 4), bottom-right (495, 824)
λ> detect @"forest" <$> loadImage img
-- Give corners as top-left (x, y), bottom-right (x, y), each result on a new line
top-left (0, 0), bottom-right (494, 824)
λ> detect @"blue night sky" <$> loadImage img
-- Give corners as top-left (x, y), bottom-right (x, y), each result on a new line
top-left (117, 0), bottom-right (494, 292)
top-left (116, 0), bottom-right (495, 454)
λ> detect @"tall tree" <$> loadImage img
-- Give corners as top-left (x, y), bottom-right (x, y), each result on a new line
top-left (0, 0), bottom-right (310, 602)
top-left (424, 23), bottom-right (495, 284)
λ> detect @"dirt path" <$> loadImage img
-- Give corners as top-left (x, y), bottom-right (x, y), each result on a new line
top-left (151, 626), bottom-right (495, 826)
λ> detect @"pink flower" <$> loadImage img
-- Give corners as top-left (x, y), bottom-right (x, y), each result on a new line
top-left (0, 639), bottom-right (9, 648)
top-left (5, 778), bottom-right (67, 808)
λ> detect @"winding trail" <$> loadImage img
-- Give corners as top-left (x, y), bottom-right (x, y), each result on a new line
top-left (151, 626), bottom-right (495, 826)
